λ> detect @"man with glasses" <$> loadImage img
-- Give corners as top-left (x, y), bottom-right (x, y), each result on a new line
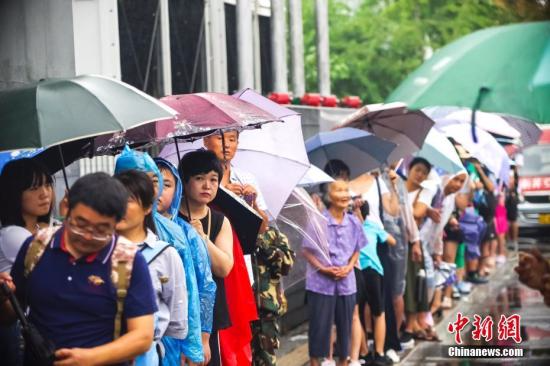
top-left (0, 173), bottom-right (157, 365)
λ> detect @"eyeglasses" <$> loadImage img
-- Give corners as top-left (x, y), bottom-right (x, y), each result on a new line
top-left (66, 217), bottom-right (114, 242)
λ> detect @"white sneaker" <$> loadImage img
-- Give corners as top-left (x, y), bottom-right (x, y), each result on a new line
top-left (456, 281), bottom-right (472, 294)
top-left (321, 359), bottom-right (336, 366)
top-left (386, 349), bottom-right (400, 363)
top-left (349, 361), bottom-right (362, 366)
top-left (496, 255), bottom-right (507, 266)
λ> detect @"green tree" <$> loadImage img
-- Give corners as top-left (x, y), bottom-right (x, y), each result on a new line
top-left (301, 0), bottom-right (545, 103)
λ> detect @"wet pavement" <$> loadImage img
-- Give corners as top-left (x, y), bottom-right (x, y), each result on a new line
top-left (277, 235), bottom-right (550, 365)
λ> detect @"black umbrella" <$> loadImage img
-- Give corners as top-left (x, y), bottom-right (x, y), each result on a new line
top-left (210, 186), bottom-right (262, 255)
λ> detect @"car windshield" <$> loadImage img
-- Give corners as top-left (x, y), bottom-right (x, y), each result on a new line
top-left (520, 144), bottom-right (550, 176)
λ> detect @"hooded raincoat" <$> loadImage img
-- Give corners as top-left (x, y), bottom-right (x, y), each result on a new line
top-left (115, 146), bottom-right (204, 364)
top-left (154, 157), bottom-right (216, 334)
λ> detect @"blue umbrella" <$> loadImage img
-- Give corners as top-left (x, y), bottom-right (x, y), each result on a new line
top-left (0, 149), bottom-right (43, 172)
top-left (0, 138), bottom-right (94, 188)
top-left (305, 127), bottom-right (397, 179)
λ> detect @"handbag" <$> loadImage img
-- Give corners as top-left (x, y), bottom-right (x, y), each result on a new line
top-left (1, 283), bottom-right (56, 366)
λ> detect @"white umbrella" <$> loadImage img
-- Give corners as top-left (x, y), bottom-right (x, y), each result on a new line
top-left (436, 121), bottom-right (510, 184)
top-left (423, 107), bottom-right (521, 139)
top-left (416, 128), bottom-right (464, 174)
top-left (298, 165), bottom-right (335, 187)
top-left (446, 109), bottom-right (521, 139)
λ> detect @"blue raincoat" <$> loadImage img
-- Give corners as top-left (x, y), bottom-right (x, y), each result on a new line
top-left (154, 157), bottom-right (216, 334)
top-left (115, 146), bottom-right (204, 364)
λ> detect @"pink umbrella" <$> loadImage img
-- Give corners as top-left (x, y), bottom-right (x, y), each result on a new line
top-left (93, 92), bottom-right (280, 154)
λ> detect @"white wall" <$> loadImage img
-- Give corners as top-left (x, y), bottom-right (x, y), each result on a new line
top-left (0, 0), bottom-right (76, 90)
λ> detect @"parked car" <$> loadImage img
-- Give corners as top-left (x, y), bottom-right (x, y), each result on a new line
top-left (518, 128), bottom-right (550, 231)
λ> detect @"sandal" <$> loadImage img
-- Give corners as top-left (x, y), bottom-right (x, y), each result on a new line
top-left (423, 326), bottom-right (441, 342)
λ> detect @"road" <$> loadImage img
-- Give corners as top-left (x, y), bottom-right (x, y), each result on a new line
top-left (276, 235), bottom-right (550, 365)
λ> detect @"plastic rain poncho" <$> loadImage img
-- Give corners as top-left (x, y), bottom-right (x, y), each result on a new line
top-left (115, 146), bottom-right (204, 364)
top-left (154, 157), bottom-right (216, 334)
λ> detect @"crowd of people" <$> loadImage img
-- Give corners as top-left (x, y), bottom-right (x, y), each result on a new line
top-left (302, 154), bottom-right (521, 366)
top-left (0, 130), bottom-right (294, 366)
top-left (0, 125), bottom-right (524, 366)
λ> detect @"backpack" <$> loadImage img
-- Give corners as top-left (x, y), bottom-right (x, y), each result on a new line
top-left (459, 208), bottom-right (487, 249)
top-left (23, 226), bottom-right (138, 339)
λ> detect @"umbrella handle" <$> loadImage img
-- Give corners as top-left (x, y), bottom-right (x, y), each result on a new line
top-left (58, 145), bottom-right (69, 190)
top-left (471, 87), bottom-right (490, 144)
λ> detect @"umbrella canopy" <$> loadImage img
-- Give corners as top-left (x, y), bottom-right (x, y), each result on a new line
top-left (437, 121), bottom-right (509, 183)
top-left (162, 89), bottom-right (310, 218)
top-left (157, 92), bottom-right (281, 138)
top-left (498, 115), bottom-right (542, 147)
top-left (416, 128), bottom-right (464, 174)
top-left (423, 106), bottom-right (542, 148)
top-left (305, 127), bottom-right (397, 178)
top-left (298, 165), bottom-right (335, 187)
top-left (387, 21), bottom-right (550, 124)
top-left (0, 75), bottom-right (177, 151)
top-left (93, 91), bottom-right (281, 154)
top-left (275, 188), bottom-right (330, 290)
top-left (211, 186), bottom-right (262, 255)
top-left (339, 103), bottom-right (434, 163)
top-left (444, 110), bottom-right (520, 139)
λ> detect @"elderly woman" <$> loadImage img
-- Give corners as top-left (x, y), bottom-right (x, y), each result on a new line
top-left (302, 179), bottom-right (367, 366)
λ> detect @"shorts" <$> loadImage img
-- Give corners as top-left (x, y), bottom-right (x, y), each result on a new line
top-left (388, 238), bottom-right (407, 297)
top-left (307, 291), bottom-right (355, 360)
top-left (455, 242), bottom-right (466, 268)
top-left (362, 268), bottom-right (385, 316)
top-left (355, 267), bottom-right (367, 307)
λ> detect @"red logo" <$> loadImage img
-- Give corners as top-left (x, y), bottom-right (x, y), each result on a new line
top-left (449, 313), bottom-right (522, 344)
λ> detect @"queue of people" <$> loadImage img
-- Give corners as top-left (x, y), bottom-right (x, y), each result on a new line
top-left (303, 155), bottom-right (520, 366)
top-left (0, 123), bottom-right (523, 366)
top-left (0, 129), bottom-right (293, 366)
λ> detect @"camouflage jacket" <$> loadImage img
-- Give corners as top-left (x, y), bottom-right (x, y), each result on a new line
top-left (253, 227), bottom-right (295, 316)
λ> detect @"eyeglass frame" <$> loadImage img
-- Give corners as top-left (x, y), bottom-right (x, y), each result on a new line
top-left (65, 216), bottom-right (115, 242)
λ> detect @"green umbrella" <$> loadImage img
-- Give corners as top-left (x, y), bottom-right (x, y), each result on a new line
top-left (387, 21), bottom-right (550, 124)
top-left (0, 74), bottom-right (177, 151)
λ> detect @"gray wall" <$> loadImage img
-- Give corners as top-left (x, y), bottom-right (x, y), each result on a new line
top-left (0, 0), bottom-right (75, 90)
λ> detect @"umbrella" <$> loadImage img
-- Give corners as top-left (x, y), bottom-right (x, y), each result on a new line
top-left (93, 92), bottom-right (281, 155)
top-left (158, 92), bottom-right (280, 138)
top-left (387, 21), bottom-right (550, 124)
top-left (444, 110), bottom-right (520, 139)
top-left (275, 188), bottom-right (330, 290)
top-left (230, 89), bottom-right (310, 217)
top-left (423, 106), bottom-right (542, 148)
top-left (436, 121), bottom-right (509, 183)
top-left (416, 128), bottom-right (464, 174)
top-left (298, 165), bottom-right (335, 187)
top-left (210, 186), bottom-right (263, 255)
top-left (0, 138), bottom-right (95, 187)
top-left (339, 103), bottom-right (434, 163)
top-left (162, 89), bottom-right (309, 218)
top-left (305, 127), bottom-right (397, 178)
top-left (498, 115), bottom-right (542, 147)
top-left (0, 75), bottom-right (177, 151)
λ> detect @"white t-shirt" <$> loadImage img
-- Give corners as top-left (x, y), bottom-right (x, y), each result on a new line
top-left (361, 177), bottom-right (389, 227)
top-left (0, 226), bottom-right (32, 273)
top-left (408, 188), bottom-right (435, 208)
top-left (229, 165), bottom-right (268, 212)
